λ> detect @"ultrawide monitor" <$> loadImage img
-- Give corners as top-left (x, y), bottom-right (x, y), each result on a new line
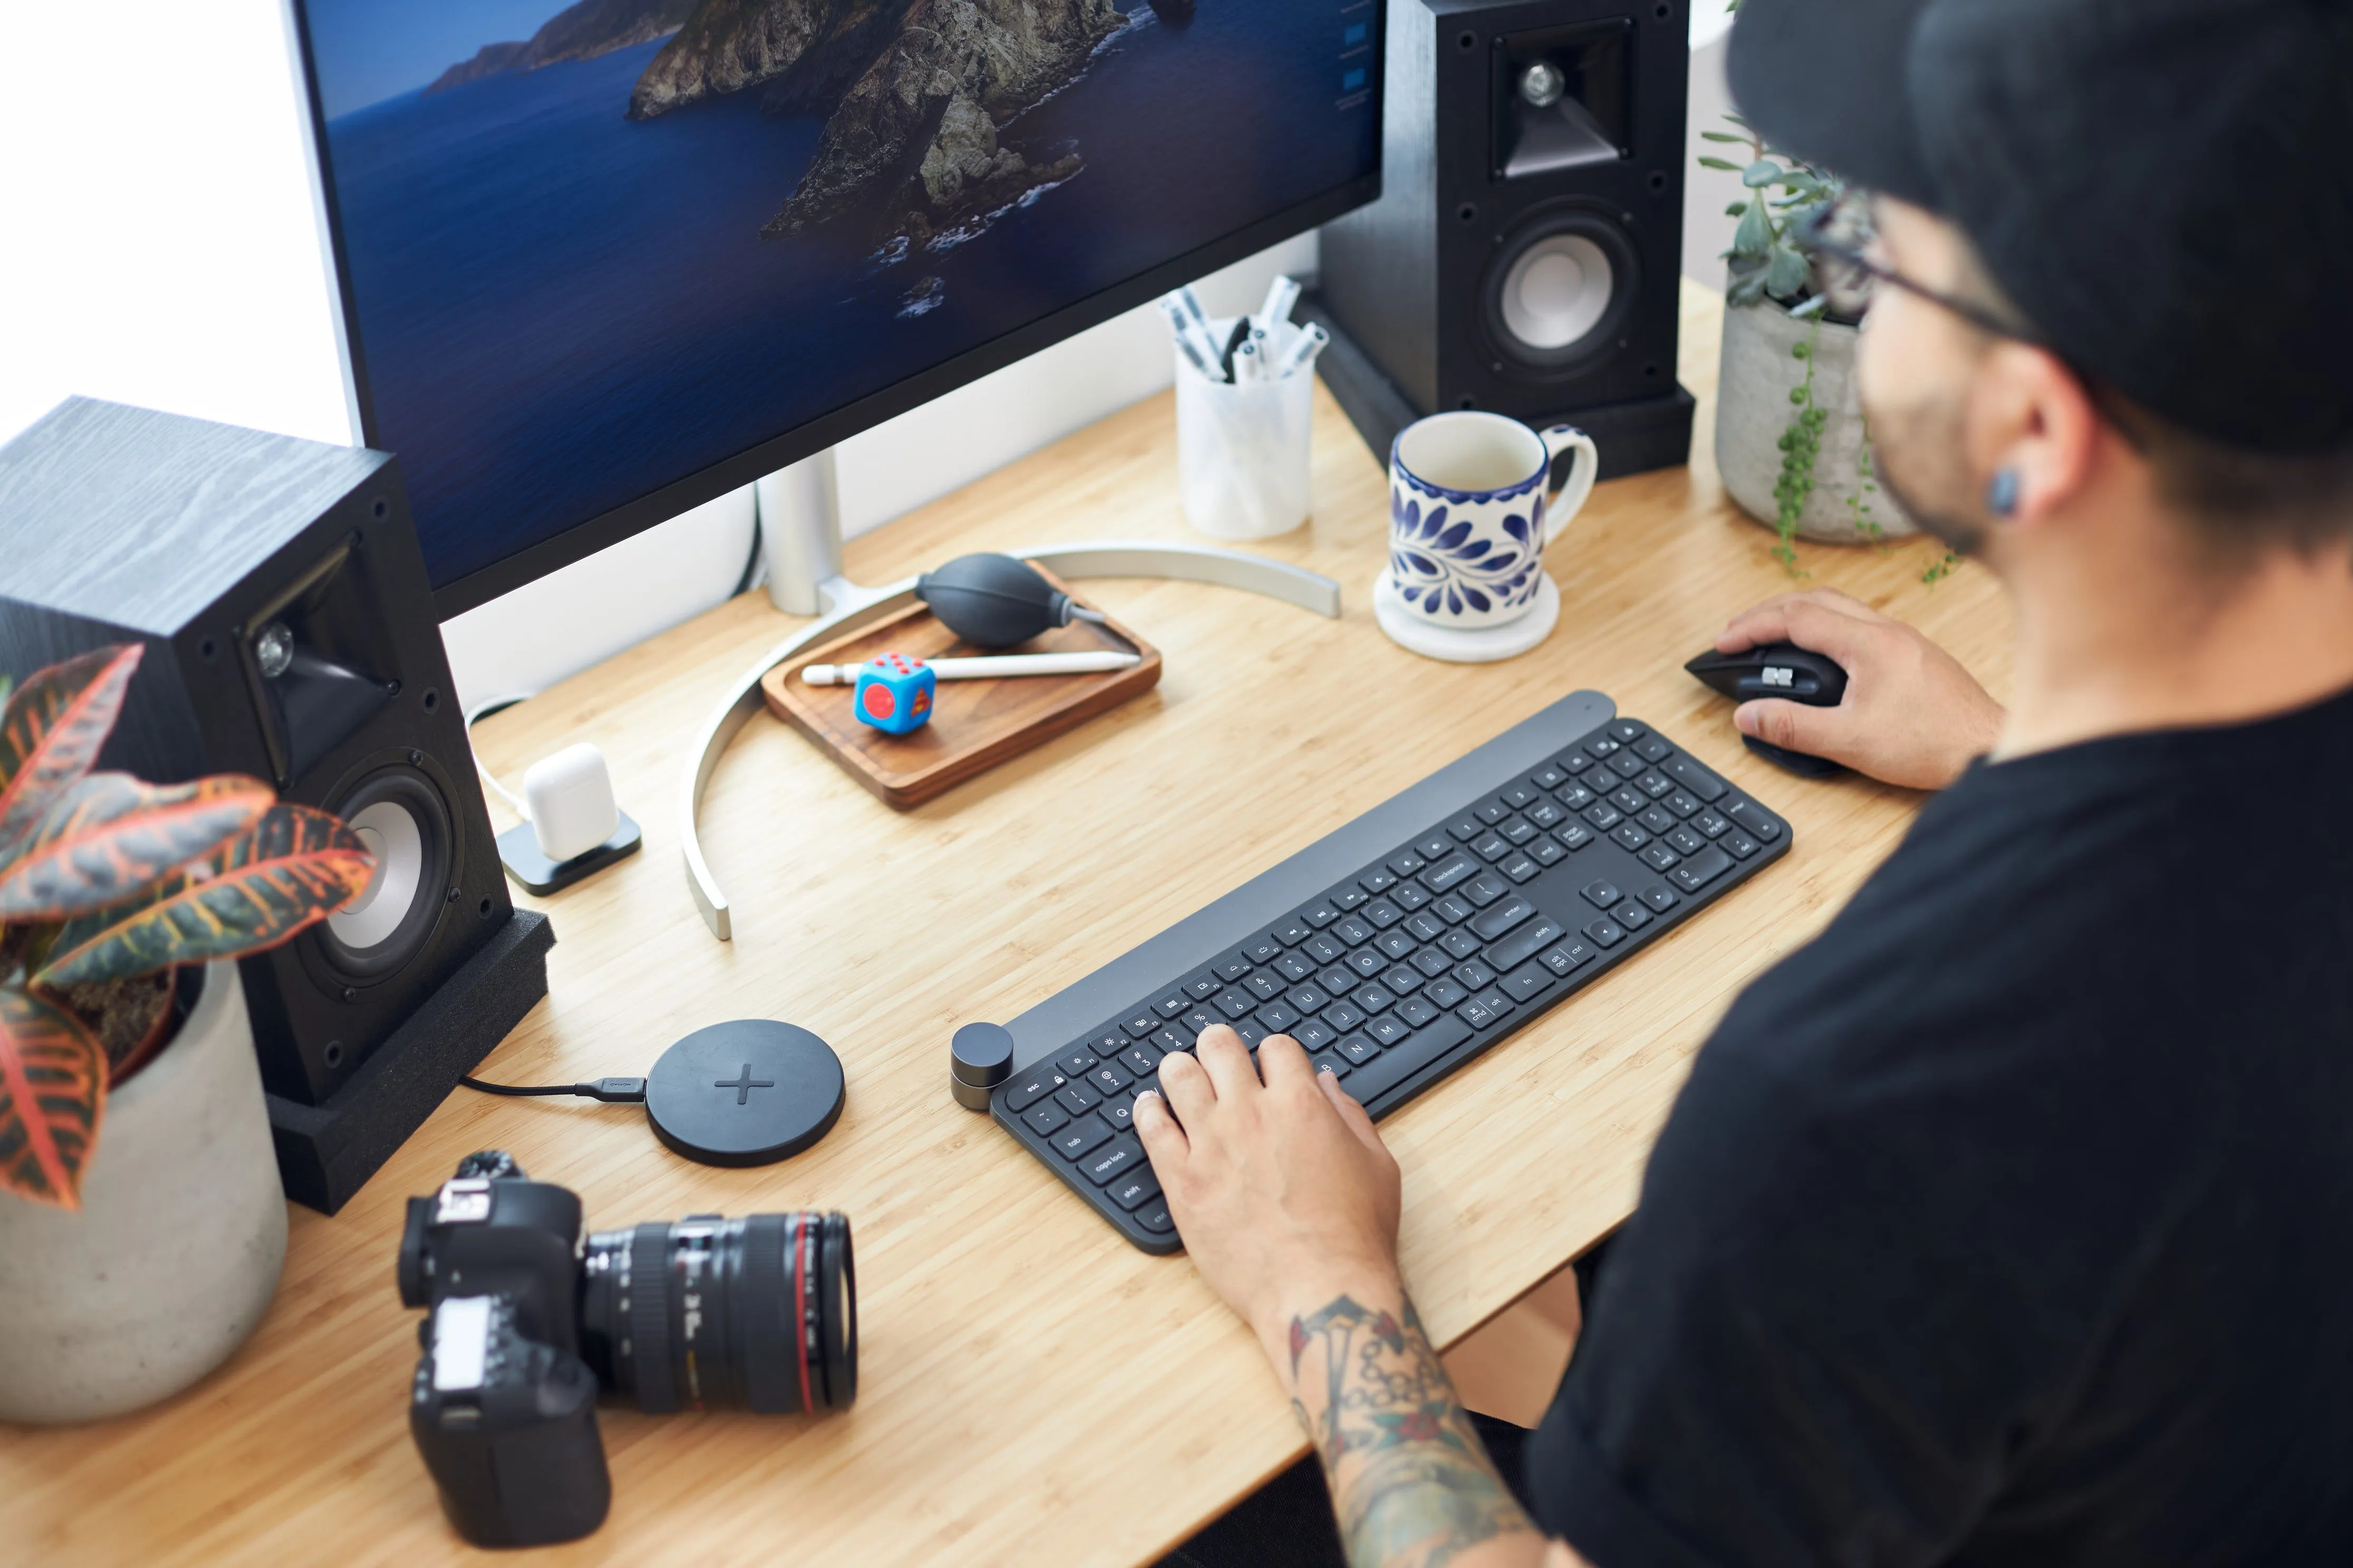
top-left (289, 0), bottom-right (1383, 614)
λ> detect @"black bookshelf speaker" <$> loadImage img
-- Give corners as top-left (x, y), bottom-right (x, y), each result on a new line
top-left (0, 397), bottom-right (552, 1211)
top-left (1310, 0), bottom-right (1696, 477)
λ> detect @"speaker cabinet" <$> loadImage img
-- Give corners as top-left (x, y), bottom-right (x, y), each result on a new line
top-left (0, 398), bottom-right (552, 1210)
top-left (1313, 0), bottom-right (1695, 477)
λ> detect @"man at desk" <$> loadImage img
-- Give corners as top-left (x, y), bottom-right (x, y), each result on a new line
top-left (1140, 0), bottom-right (2353, 1564)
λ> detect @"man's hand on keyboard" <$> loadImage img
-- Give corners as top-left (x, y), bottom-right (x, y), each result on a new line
top-left (1134, 1024), bottom-right (1402, 1355)
top-left (1717, 587), bottom-right (2005, 790)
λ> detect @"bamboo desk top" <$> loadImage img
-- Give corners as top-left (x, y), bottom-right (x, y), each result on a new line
top-left (0, 284), bottom-right (2011, 1566)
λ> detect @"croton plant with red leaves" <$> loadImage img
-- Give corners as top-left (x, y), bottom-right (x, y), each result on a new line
top-left (0, 645), bottom-right (375, 1209)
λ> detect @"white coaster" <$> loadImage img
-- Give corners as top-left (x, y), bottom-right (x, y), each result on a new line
top-left (1372, 571), bottom-right (1560, 663)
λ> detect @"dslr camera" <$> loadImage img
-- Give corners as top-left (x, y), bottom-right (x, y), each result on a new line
top-left (397, 1151), bottom-right (857, 1546)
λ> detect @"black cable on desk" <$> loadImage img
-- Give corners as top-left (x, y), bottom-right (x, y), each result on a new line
top-left (460, 1076), bottom-right (647, 1104)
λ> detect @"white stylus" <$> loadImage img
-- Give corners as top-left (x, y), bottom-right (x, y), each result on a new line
top-left (800, 651), bottom-right (1140, 685)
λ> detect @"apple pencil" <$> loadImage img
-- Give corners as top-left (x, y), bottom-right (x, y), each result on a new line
top-left (801, 651), bottom-right (1140, 685)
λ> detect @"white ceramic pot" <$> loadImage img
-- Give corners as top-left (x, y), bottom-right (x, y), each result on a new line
top-left (0, 963), bottom-right (287, 1424)
top-left (1715, 301), bottom-right (1917, 545)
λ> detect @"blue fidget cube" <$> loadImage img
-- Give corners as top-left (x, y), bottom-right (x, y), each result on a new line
top-left (852, 652), bottom-right (936, 735)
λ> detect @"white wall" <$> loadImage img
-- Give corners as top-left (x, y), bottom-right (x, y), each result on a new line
top-left (2, 2), bottom-right (1731, 716)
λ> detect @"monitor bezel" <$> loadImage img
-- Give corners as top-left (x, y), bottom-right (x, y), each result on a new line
top-left (282, 1), bottom-right (1384, 619)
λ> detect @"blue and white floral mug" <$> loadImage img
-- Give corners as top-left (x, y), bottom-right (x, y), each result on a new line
top-left (1384, 412), bottom-right (1599, 631)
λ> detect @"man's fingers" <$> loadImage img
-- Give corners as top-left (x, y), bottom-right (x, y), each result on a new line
top-left (1133, 1086), bottom-right (1188, 1166)
top-left (1156, 1045), bottom-right (1217, 1125)
top-left (1736, 697), bottom-right (1850, 759)
top-left (1316, 1068), bottom-right (1385, 1155)
top-left (1195, 1024), bottom-right (1261, 1098)
top-left (1717, 587), bottom-right (1881, 654)
top-left (1257, 1032), bottom-right (1315, 1090)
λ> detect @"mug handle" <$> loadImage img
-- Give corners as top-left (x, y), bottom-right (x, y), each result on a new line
top-left (1537, 426), bottom-right (1600, 549)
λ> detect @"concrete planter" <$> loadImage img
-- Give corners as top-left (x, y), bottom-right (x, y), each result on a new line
top-left (1715, 300), bottom-right (1916, 545)
top-left (0, 963), bottom-right (286, 1424)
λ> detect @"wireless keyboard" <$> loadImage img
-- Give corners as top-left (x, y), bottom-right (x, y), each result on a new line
top-left (988, 691), bottom-right (1791, 1253)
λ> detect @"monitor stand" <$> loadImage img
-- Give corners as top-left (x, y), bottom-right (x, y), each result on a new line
top-left (680, 447), bottom-right (1347, 940)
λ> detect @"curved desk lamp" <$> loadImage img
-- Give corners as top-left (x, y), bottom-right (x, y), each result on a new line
top-left (681, 527), bottom-right (1343, 940)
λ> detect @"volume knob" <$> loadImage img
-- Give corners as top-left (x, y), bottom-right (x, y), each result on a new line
top-left (949, 1022), bottom-right (1015, 1112)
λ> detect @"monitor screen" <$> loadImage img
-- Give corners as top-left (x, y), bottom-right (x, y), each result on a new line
top-left (291, 0), bottom-right (1381, 612)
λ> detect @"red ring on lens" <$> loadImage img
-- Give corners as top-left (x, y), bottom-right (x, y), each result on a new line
top-left (791, 1215), bottom-right (813, 1415)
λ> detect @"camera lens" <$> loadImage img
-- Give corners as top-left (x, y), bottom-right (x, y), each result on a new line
top-left (579, 1212), bottom-right (855, 1415)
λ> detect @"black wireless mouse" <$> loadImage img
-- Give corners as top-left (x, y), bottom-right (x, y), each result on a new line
top-left (1685, 641), bottom-right (1850, 777)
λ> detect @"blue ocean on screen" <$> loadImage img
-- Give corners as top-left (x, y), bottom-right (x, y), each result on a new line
top-left (314, 1), bottom-right (1376, 589)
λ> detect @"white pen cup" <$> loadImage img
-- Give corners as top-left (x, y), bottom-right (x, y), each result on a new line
top-left (1175, 319), bottom-right (1314, 541)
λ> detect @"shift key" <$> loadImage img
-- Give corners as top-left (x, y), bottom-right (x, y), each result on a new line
top-left (1345, 1015), bottom-right (1473, 1105)
top-left (1482, 916), bottom-right (1565, 973)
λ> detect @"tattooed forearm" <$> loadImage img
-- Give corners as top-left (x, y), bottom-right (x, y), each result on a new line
top-left (1284, 1294), bottom-right (1535, 1568)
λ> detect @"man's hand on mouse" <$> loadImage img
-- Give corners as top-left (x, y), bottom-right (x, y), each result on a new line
top-left (1718, 589), bottom-right (2005, 790)
top-left (1133, 1025), bottom-right (1403, 1365)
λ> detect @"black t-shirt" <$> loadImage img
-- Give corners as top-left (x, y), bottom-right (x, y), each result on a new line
top-left (1528, 687), bottom-right (2353, 1566)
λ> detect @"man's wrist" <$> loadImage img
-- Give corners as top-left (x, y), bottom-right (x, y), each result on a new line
top-left (1249, 1261), bottom-right (1407, 1381)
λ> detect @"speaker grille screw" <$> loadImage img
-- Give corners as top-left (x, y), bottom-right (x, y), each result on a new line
top-left (408, 749), bottom-right (423, 766)
top-left (341, 987), bottom-right (356, 1002)
top-left (448, 886), bottom-right (462, 902)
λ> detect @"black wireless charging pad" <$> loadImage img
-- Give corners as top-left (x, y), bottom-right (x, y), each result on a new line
top-left (645, 1019), bottom-right (845, 1167)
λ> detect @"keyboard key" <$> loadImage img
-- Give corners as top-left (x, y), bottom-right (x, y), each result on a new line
top-left (1155, 992), bottom-right (1188, 1017)
top-left (1470, 895), bottom-right (1537, 940)
top-left (1271, 917), bottom-right (1313, 948)
top-left (1364, 899), bottom-right (1403, 929)
top-left (1724, 831), bottom-right (1761, 860)
top-left (1095, 1030), bottom-right (1132, 1056)
top-left (1555, 782), bottom-right (1597, 811)
top-left (1501, 964), bottom-right (1555, 1003)
top-left (1474, 801), bottom-right (1509, 825)
top-left (1500, 783), bottom-right (1538, 809)
top-left (1295, 1018), bottom-right (1337, 1051)
top-left (1105, 1169), bottom-right (1161, 1211)
top-left (1055, 1081), bottom-right (1102, 1115)
top-left (1361, 868), bottom-right (1399, 895)
top-left (1539, 941), bottom-right (1593, 976)
top-left (1438, 928), bottom-right (1481, 960)
top-left (1421, 850), bottom-right (1478, 892)
top-left (1022, 1102), bottom-right (1070, 1137)
top-left (1411, 946), bottom-right (1453, 978)
top-left (1152, 1027), bottom-right (1189, 1056)
top-left (1056, 1047), bottom-right (1099, 1077)
top-left (1216, 988), bottom-right (1254, 1019)
top-left (1366, 1014), bottom-right (1411, 1047)
top-left (1121, 1044), bottom-right (1161, 1077)
top-left (1311, 1051), bottom-right (1350, 1079)
top-left (1560, 750), bottom-right (1594, 773)
top-left (1447, 815), bottom-right (1484, 841)
top-left (1273, 951), bottom-right (1315, 983)
top-left (1214, 956), bottom-right (1252, 982)
top-left (1581, 879), bottom-right (1624, 909)
top-left (1527, 800), bottom-right (1566, 829)
top-left (1391, 881), bottom-right (1431, 911)
top-left (1304, 933), bottom-right (1345, 964)
top-left (1383, 964), bottom-right (1423, 995)
top-left (1471, 832), bottom-right (1511, 862)
top-left (1640, 884), bottom-right (1679, 912)
top-left (1612, 900), bottom-right (1651, 930)
top-left (1452, 958), bottom-right (1497, 990)
top-left (1668, 846), bottom-right (1736, 891)
top-left (1405, 915), bottom-right (1448, 949)
top-left (1346, 948), bottom-right (1386, 978)
top-left (1461, 871), bottom-right (1509, 907)
top-left (1323, 1001), bottom-right (1367, 1032)
top-left (1611, 754), bottom-right (1648, 782)
top-left (1457, 991), bottom-right (1513, 1029)
top-left (1288, 984), bottom-right (1332, 1014)
top-left (1666, 826), bottom-right (1707, 856)
top-left (1635, 736), bottom-right (1671, 762)
top-left (1081, 1134), bottom-right (1146, 1186)
top-left (1134, 1200), bottom-right (1175, 1235)
top-left (1238, 937), bottom-right (1280, 967)
top-left (1244, 972), bottom-right (1282, 1001)
top-left (1397, 995), bottom-right (1440, 1027)
top-left (1257, 1002), bottom-right (1302, 1033)
top-left (1235, 1019), bottom-right (1269, 1045)
top-left (1640, 843), bottom-right (1681, 873)
top-left (1374, 929), bottom-right (1417, 960)
top-left (1051, 1115), bottom-right (1115, 1161)
top-left (1726, 800), bottom-right (1784, 841)
top-left (1352, 983), bottom-right (1397, 1015)
top-left (1181, 1007), bottom-right (1219, 1036)
top-left (1432, 894), bottom-right (1475, 925)
top-left (1305, 901), bottom-right (1341, 928)
top-left (1586, 736), bottom-right (1621, 761)
top-left (1583, 803), bottom-right (1623, 831)
top-left (1532, 765), bottom-right (1569, 790)
top-left (1605, 720), bottom-right (1647, 744)
top-left (1637, 772), bottom-right (1675, 800)
top-left (1187, 975), bottom-right (1221, 999)
top-left (1317, 965), bottom-right (1355, 994)
top-left (1499, 816), bottom-right (1537, 845)
top-left (1088, 1062), bottom-right (1134, 1095)
top-left (1530, 836), bottom-right (1566, 867)
top-left (1388, 849), bottom-right (1428, 877)
top-left (1426, 971), bottom-right (1476, 1009)
top-left (1099, 1097), bottom-right (1139, 1131)
top-left (1005, 1070), bottom-right (1065, 1112)
top-left (1344, 1015), bottom-right (1473, 1103)
top-left (1666, 755), bottom-right (1728, 802)
top-left (1332, 887), bottom-right (1369, 911)
top-left (1337, 1033), bottom-right (1380, 1065)
top-left (1612, 823), bottom-right (1652, 852)
top-left (1583, 917), bottom-right (1627, 948)
top-left (1610, 786), bottom-right (1647, 815)
top-left (1638, 805), bottom-right (1678, 835)
top-left (1694, 810), bottom-right (1730, 839)
top-left (1501, 853), bottom-right (1541, 883)
top-left (1555, 822), bottom-right (1595, 851)
top-left (1415, 833), bottom-right (1454, 860)
top-left (1124, 1011), bottom-right (1159, 1038)
top-left (1666, 790), bottom-right (1704, 819)
top-left (1483, 916), bottom-right (1565, 974)
top-left (1333, 916), bottom-right (1374, 947)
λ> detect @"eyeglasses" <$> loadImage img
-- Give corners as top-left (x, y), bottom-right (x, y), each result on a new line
top-left (1795, 192), bottom-right (2041, 347)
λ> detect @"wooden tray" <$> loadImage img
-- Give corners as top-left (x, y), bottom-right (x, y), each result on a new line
top-left (760, 568), bottom-right (1161, 810)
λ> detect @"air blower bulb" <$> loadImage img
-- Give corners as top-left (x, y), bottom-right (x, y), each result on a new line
top-left (913, 553), bottom-right (1107, 649)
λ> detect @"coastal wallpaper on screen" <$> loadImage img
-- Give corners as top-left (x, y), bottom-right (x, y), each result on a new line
top-left (303, 0), bottom-right (1378, 588)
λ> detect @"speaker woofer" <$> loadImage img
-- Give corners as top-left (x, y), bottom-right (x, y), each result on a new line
top-left (317, 767), bottom-right (452, 982)
top-left (1481, 207), bottom-right (1641, 372)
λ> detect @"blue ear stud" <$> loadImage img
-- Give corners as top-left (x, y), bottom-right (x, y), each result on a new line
top-left (1986, 467), bottom-right (2021, 517)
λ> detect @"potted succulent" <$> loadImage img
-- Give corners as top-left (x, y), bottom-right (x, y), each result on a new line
top-left (1701, 115), bottom-right (1919, 567)
top-left (0, 643), bottom-right (372, 1423)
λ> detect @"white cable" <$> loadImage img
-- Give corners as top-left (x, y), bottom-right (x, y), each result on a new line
top-left (463, 693), bottom-right (538, 821)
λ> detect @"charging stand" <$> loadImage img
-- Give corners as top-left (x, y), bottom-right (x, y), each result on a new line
top-left (496, 811), bottom-right (643, 896)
